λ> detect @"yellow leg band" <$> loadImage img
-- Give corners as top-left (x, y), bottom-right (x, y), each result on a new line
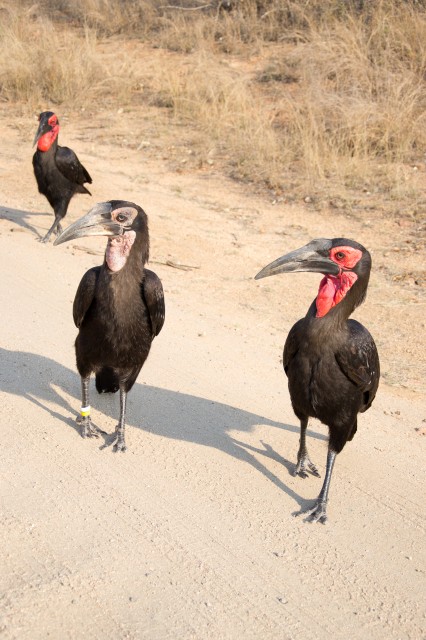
top-left (80, 405), bottom-right (91, 417)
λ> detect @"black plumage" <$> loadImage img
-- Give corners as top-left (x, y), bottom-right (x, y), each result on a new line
top-left (33, 111), bottom-right (92, 243)
top-left (255, 238), bottom-right (380, 522)
top-left (54, 200), bottom-right (165, 451)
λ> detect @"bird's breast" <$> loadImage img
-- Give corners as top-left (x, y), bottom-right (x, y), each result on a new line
top-left (287, 342), bottom-right (352, 419)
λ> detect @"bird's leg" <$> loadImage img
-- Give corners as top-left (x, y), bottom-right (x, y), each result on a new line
top-left (40, 214), bottom-right (63, 243)
top-left (293, 418), bottom-right (320, 478)
top-left (112, 385), bottom-right (127, 452)
top-left (77, 375), bottom-right (105, 438)
top-left (300, 449), bottom-right (336, 524)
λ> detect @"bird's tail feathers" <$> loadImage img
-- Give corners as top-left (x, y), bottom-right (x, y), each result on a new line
top-left (347, 419), bottom-right (358, 441)
top-left (77, 185), bottom-right (92, 196)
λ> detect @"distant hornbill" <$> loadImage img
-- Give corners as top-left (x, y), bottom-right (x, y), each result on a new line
top-left (54, 200), bottom-right (165, 452)
top-left (255, 238), bottom-right (380, 523)
top-left (33, 111), bottom-right (92, 243)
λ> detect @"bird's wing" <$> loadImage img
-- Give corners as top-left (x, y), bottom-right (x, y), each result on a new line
top-left (73, 267), bottom-right (101, 328)
top-left (55, 145), bottom-right (92, 186)
top-left (335, 319), bottom-right (380, 410)
top-left (141, 269), bottom-right (165, 337)
top-left (283, 319), bottom-right (304, 376)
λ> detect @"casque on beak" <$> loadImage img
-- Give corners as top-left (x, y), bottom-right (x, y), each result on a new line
top-left (255, 239), bottom-right (340, 280)
top-left (54, 202), bottom-right (122, 246)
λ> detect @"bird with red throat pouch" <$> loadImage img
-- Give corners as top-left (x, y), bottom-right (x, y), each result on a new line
top-left (255, 238), bottom-right (380, 523)
top-left (32, 111), bottom-right (92, 243)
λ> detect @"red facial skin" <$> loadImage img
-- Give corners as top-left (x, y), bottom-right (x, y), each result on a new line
top-left (315, 246), bottom-right (363, 317)
top-left (37, 114), bottom-right (59, 152)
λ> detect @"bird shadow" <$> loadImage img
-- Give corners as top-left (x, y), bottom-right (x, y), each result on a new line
top-left (0, 205), bottom-right (46, 240)
top-left (0, 346), bottom-right (327, 507)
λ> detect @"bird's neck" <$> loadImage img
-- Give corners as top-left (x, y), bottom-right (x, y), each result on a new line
top-left (105, 232), bottom-right (137, 273)
top-left (104, 234), bottom-right (148, 280)
top-left (308, 271), bottom-right (369, 325)
top-left (37, 125), bottom-right (59, 152)
top-left (315, 271), bottom-right (358, 318)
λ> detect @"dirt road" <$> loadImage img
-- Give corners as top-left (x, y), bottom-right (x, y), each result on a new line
top-left (0, 110), bottom-right (425, 639)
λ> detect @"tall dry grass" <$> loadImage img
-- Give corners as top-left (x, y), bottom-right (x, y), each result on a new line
top-left (277, 6), bottom-right (426, 187)
top-left (151, 1), bottom-right (426, 190)
top-left (156, 53), bottom-right (287, 185)
top-left (0, 0), bottom-right (425, 195)
top-left (0, 4), bottom-right (140, 108)
top-left (39, 0), bottom-right (158, 36)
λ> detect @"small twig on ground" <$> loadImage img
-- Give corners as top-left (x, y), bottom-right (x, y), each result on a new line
top-left (151, 259), bottom-right (201, 271)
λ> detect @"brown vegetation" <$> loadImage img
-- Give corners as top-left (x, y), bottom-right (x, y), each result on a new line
top-left (1, 0), bottom-right (425, 202)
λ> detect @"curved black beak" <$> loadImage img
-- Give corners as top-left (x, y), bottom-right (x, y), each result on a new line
top-left (54, 202), bottom-right (122, 246)
top-left (33, 116), bottom-right (51, 147)
top-left (255, 239), bottom-right (340, 280)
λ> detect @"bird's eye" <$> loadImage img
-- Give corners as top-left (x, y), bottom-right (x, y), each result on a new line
top-left (335, 251), bottom-right (345, 260)
top-left (116, 213), bottom-right (127, 223)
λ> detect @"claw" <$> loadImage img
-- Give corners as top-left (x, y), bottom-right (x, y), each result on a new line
top-left (293, 455), bottom-right (320, 478)
top-left (99, 430), bottom-right (127, 452)
top-left (77, 415), bottom-right (106, 439)
top-left (113, 440), bottom-right (127, 453)
top-left (295, 500), bottom-right (328, 524)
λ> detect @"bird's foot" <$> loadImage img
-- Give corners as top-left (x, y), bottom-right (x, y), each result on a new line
top-left (293, 455), bottom-right (320, 478)
top-left (295, 500), bottom-right (328, 524)
top-left (113, 438), bottom-right (127, 453)
top-left (76, 415), bottom-right (106, 439)
top-left (39, 235), bottom-right (51, 244)
top-left (100, 429), bottom-right (127, 452)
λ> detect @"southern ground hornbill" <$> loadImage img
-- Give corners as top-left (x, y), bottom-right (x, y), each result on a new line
top-left (33, 111), bottom-right (92, 243)
top-left (255, 238), bottom-right (380, 523)
top-left (54, 200), bottom-right (165, 452)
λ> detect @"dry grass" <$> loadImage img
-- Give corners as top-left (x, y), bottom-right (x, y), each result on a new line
top-left (0, 4), bottom-right (141, 108)
top-left (155, 53), bottom-right (287, 185)
top-left (39, 0), bottom-right (158, 36)
top-left (1, 0), bottom-right (425, 198)
top-left (276, 7), bottom-right (426, 187)
top-left (153, 2), bottom-right (426, 192)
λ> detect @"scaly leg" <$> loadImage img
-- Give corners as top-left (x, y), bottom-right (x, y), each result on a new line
top-left (40, 213), bottom-right (63, 243)
top-left (112, 385), bottom-right (127, 452)
top-left (77, 376), bottom-right (105, 438)
top-left (293, 418), bottom-right (320, 478)
top-left (299, 449), bottom-right (336, 524)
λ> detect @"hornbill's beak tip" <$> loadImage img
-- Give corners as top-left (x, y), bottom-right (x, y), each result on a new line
top-left (33, 128), bottom-right (43, 147)
top-left (54, 202), bottom-right (117, 246)
top-left (255, 239), bottom-right (339, 280)
top-left (33, 117), bottom-right (47, 147)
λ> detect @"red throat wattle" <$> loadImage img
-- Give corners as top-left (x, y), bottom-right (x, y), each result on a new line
top-left (316, 271), bottom-right (358, 317)
top-left (37, 125), bottom-right (59, 151)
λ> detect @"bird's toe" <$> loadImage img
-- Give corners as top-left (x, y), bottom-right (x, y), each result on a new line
top-left (78, 417), bottom-right (106, 439)
top-left (294, 456), bottom-right (320, 478)
top-left (297, 500), bottom-right (328, 524)
top-left (293, 467), bottom-right (308, 479)
top-left (99, 431), bottom-right (127, 452)
top-left (307, 462), bottom-right (320, 477)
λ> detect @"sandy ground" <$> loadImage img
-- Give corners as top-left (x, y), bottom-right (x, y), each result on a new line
top-left (0, 108), bottom-right (425, 640)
